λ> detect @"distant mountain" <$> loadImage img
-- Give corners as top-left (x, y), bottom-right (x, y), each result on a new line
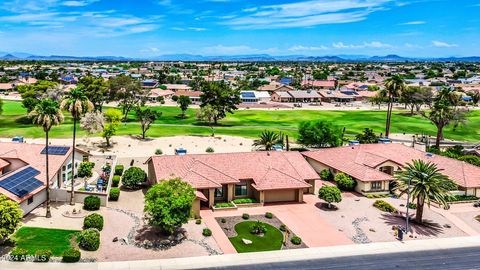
top-left (1, 51), bottom-right (480, 62)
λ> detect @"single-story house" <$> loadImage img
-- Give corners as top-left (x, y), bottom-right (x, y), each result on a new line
top-left (145, 89), bottom-right (174, 102)
top-left (302, 144), bottom-right (480, 196)
top-left (146, 151), bottom-right (319, 217)
top-left (0, 142), bottom-right (87, 215)
top-left (318, 90), bottom-right (355, 103)
top-left (174, 90), bottom-right (202, 104)
top-left (301, 80), bottom-right (336, 89)
top-left (142, 79), bottom-right (159, 89)
top-left (240, 91), bottom-right (271, 103)
top-left (287, 90), bottom-right (321, 103)
top-left (271, 91), bottom-right (292, 102)
top-left (163, 84), bottom-right (192, 92)
top-left (258, 82), bottom-right (294, 93)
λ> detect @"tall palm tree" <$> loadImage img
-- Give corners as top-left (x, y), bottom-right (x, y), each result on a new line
top-left (253, 130), bottom-right (281, 151)
top-left (395, 160), bottom-right (451, 224)
top-left (382, 75), bottom-right (406, 138)
top-left (61, 87), bottom-right (93, 205)
top-left (29, 99), bottom-right (64, 218)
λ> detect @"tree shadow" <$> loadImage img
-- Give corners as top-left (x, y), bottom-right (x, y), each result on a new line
top-left (314, 202), bottom-right (339, 211)
top-left (15, 116), bottom-right (32, 125)
top-left (380, 213), bottom-right (444, 236)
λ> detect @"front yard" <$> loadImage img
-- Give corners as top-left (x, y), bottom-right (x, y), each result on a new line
top-left (13, 227), bottom-right (79, 256)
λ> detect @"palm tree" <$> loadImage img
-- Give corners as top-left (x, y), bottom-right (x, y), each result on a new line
top-left (29, 99), bottom-right (64, 218)
top-left (382, 75), bottom-right (406, 138)
top-left (253, 130), bottom-right (281, 151)
top-left (61, 88), bottom-right (93, 205)
top-left (395, 160), bottom-right (451, 224)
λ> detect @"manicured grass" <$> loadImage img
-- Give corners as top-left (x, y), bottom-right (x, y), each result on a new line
top-left (1, 100), bottom-right (479, 142)
top-left (13, 227), bottom-right (80, 256)
top-left (229, 221), bottom-right (283, 253)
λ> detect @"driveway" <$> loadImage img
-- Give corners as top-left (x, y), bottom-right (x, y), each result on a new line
top-left (201, 194), bottom-right (352, 254)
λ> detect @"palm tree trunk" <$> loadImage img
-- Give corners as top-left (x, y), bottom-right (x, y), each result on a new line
top-left (45, 130), bottom-right (51, 218)
top-left (69, 116), bottom-right (77, 205)
top-left (415, 196), bottom-right (425, 223)
top-left (435, 125), bottom-right (443, 148)
top-left (385, 101), bottom-right (393, 137)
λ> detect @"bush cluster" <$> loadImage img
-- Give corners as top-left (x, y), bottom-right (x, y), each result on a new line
top-left (373, 200), bottom-right (397, 213)
top-left (84, 213), bottom-right (104, 231)
top-left (77, 162), bottom-right (95, 178)
top-left (78, 228), bottom-right (101, 251)
top-left (62, 248), bottom-right (81, 263)
top-left (334, 173), bottom-right (357, 191)
top-left (291, 236), bottom-right (302, 245)
top-left (109, 187), bottom-right (120, 201)
top-left (84, 195), bottom-right (101, 211)
top-left (319, 169), bottom-right (334, 181)
top-left (114, 165), bottom-right (124, 176)
top-left (121, 167), bottom-right (146, 189)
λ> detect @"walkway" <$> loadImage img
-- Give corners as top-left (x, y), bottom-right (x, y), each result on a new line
top-left (430, 205), bottom-right (480, 236)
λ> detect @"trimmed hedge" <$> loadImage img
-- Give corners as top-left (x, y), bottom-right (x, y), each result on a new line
top-left (214, 202), bottom-right (235, 208)
top-left (121, 167), bottom-right (146, 189)
top-left (114, 165), bottom-right (124, 176)
top-left (291, 236), bottom-right (302, 245)
top-left (62, 248), bottom-right (81, 263)
top-left (78, 228), bottom-right (101, 251)
top-left (109, 187), bottom-right (120, 201)
top-left (373, 200), bottom-right (397, 213)
top-left (83, 195), bottom-right (101, 211)
top-left (112, 175), bottom-right (120, 187)
top-left (84, 213), bottom-right (104, 231)
top-left (34, 249), bottom-right (52, 262)
top-left (233, 198), bottom-right (258, 204)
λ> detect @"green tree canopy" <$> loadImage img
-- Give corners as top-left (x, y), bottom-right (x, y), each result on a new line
top-left (144, 178), bottom-right (196, 234)
top-left (0, 194), bottom-right (23, 239)
top-left (200, 81), bottom-right (241, 124)
top-left (318, 186), bottom-right (342, 209)
top-left (135, 107), bottom-right (161, 139)
top-left (177, 95), bottom-right (192, 118)
top-left (297, 120), bottom-right (342, 148)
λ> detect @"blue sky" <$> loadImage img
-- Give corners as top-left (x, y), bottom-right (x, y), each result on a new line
top-left (0, 0), bottom-right (479, 57)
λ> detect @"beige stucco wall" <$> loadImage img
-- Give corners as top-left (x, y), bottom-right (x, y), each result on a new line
top-left (20, 189), bottom-right (46, 216)
top-left (192, 198), bottom-right (200, 219)
top-left (305, 158), bottom-right (331, 176)
top-left (375, 161), bottom-right (402, 171)
top-left (147, 160), bottom-right (157, 185)
top-left (355, 180), bottom-right (390, 195)
top-left (264, 189), bottom-right (297, 203)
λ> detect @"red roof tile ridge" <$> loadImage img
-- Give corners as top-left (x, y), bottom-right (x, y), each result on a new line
top-left (191, 159), bottom-right (239, 182)
top-left (187, 170), bottom-right (222, 187)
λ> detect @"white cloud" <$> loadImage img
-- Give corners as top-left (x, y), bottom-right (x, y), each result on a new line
top-left (288, 45), bottom-right (328, 51)
top-left (62, 0), bottom-right (99, 7)
top-left (432, 41), bottom-right (458, 48)
top-left (332, 41), bottom-right (393, 49)
top-left (399, 20), bottom-right (426, 25)
top-left (223, 0), bottom-right (393, 29)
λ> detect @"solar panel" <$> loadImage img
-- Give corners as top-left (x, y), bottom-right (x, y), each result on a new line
top-left (241, 92), bottom-right (255, 98)
top-left (0, 167), bottom-right (43, 197)
top-left (41, 146), bottom-right (69, 155)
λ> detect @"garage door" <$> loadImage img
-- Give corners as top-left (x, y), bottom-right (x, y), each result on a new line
top-left (264, 189), bottom-right (297, 203)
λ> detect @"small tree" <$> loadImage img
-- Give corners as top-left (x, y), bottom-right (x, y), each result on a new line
top-left (355, 128), bottom-right (379, 144)
top-left (0, 195), bottom-right (23, 240)
top-left (102, 108), bottom-right (122, 147)
top-left (135, 107), bottom-right (162, 139)
top-left (200, 81), bottom-right (241, 124)
top-left (177, 95), bottom-right (191, 118)
top-left (144, 178), bottom-right (196, 234)
top-left (297, 120), bottom-right (342, 148)
top-left (334, 173), bottom-right (356, 191)
top-left (253, 130), bottom-right (282, 151)
top-left (122, 167), bottom-right (147, 189)
top-left (196, 104), bottom-right (218, 136)
top-left (318, 186), bottom-right (342, 209)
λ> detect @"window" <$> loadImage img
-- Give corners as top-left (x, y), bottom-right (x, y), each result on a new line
top-left (62, 165), bottom-right (66, 171)
top-left (371, 181), bottom-right (382, 191)
top-left (27, 196), bottom-right (34, 205)
top-left (235, 182), bottom-right (248, 196)
top-left (214, 188), bottom-right (223, 198)
top-left (67, 163), bottom-right (72, 169)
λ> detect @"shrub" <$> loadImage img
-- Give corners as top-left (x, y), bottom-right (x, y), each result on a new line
top-left (84, 213), bottom-right (104, 231)
top-left (77, 162), bottom-right (95, 178)
top-left (373, 200), bottom-right (396, 213)
top-left (242, 213), bottom-right (250, 220)
top-left (114, 165), bottom-right (124, 176)
top-left (334, 173), bottom-right (357, 191)
top-left (34, 249), bottom-right (52, 262)
top-left (366, 194), bottom-right (390, 199)
top-left (319, 169), bottom-right (334, 181)
top-left (407, 202), bottom-right (417, 209)
top-left (215, 202), bottom-right (235, 208)
top-left (0, 194), bottom-right (23, 239)
top-left (9, 247), bottom-right (28, 261)
top-left (318, 186), bottom-right (342, 208)
top-left (265, 212), bottom-right (273, 219)
top-left (279, 224), bottom-right (287, 232)
top-left (62, 248), bottom-right (81, 263)
top-left (458, 155), bottom-right (480, 167)
top-left (83, 195), bottom-right (101, 211)
top-left (445, 195), bottom-right (479, 202)
top-left (112, 175), bottom-right (120, 187)
top-left (233, 198), bottom-right (258, 204)
top-left (250, 221), bottom-right (267, 235)
top-left (202, 228), bottom-right (212, 237)
top-left (109, 187), bottom-right (120, 201)
top-left (206, 147), bottom-right (214, 153)
top-left (78, 228), bottom-right (101, 251)
top-left (155, 149), bottom-right (163, 155)
top-left (196, 219), bottom-right (202, 225)
top-left (121, 167), bottom-right (146, 189)
top-left (291, 236), bottom-right (302, 245)
top-left (220, 218), bottom-right (226, 223)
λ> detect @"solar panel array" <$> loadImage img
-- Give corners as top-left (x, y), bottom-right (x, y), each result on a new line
top-left (40, 146), bottom-right (69, 155)
top-left (0, 166), bottom-right (43, 197)
top-left (241, 92), bottom-right (256, 98)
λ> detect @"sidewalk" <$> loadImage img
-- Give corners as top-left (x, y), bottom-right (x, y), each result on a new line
top-left (2, 236), bottom-right (480, 270)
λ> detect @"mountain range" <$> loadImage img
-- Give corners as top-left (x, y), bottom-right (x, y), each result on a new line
top-left (1, 52), bottom-right (480, 62)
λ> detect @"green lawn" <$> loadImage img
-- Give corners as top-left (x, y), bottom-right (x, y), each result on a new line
top-left (229, 221), bottom-right (283, 253)
top-left (1, 100), bottom-right (479, 142)
top-left (13, 227), bottom-right (80, 256)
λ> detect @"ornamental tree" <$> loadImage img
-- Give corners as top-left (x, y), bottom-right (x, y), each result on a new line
top-left (0, 195), bottom-right (23, 240)
top-left (318, 186), bottom-right (342, 209)
top-left (144, 178), bottom-right (195, 234)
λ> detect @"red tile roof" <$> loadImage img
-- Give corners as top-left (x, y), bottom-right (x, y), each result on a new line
top-left (148, 151), bottom-right (318, 191)
top-left (0, 142), bottom-right (73, 202)
top-left (303, 144), bottom-right (480, 188)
